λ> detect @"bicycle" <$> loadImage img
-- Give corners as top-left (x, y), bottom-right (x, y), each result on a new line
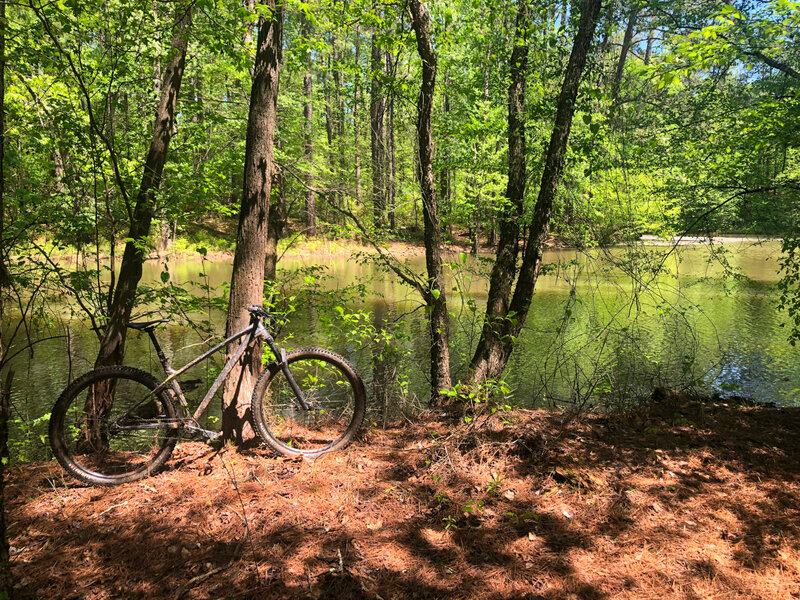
top-left (49, 305), bottom-right (367, 486)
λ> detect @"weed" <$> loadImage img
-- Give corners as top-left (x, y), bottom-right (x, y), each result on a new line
top-left (461, 499), bottom-right (485, 514)
top-left (486, 473), bottom-right (505, 495)
top-left (442, 515), bottom-right (458, 531)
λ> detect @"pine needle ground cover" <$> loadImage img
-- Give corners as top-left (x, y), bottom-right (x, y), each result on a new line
top-left (9, 405), bottom-right (800, 600)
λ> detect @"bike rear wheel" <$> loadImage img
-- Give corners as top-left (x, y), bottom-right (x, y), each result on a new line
top-left (49, 366), bottom-right (179, 486)
top-left (251, 348), bottom-right (366, 457)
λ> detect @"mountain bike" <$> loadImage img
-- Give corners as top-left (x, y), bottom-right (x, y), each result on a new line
top-left (49, 305), bottom-right (367, 486)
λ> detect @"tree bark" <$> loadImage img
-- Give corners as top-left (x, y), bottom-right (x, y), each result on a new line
top-left (354, 26), bottom-right (363, 206)
top-left (0, 3), bottom-right (11, 595)
top-left (0, 0), bottom-right (8, 290)
top-left (409, 0), bottom-right (452, 402)
top-left (222, 0), bottom-right (283, 444)
top-left (467, 0), bottom-right (530, 384)
top-left (93, 2), bottom-right (191, 371)
top-left (385, 50), bottom-right (395, 231)
top-left (265, 130), bottom-right (285, 281)
top-left (370, 32), bottom-right (386, 227)
top-left (611, 3), bottom-right (639, 108)
top-left (644, 29), bottom-right (654, 65)
top-left (302, 15), bottom-right (316, 236)
top-left (467, 0), bottom-right (602, 385)
top-left (0, 371), bottom-right (9, 600)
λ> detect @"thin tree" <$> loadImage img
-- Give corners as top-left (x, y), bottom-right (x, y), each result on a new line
top-left (370, 28), bottom-right (386, 227)
top-left (0, 0), bottom-right (11, 593)
top-left (302, 13), bottom-right (316, 235)
top-left (222, 0), bottom-right (284, 444)
top-left (93, 2), bottom-right (192, 371)
top-left (409, 0), bottom-right (451, 401)
top-left (466, 0), bottom-right (603, 385)
top-left (610, 2), bottom-right (639, 110)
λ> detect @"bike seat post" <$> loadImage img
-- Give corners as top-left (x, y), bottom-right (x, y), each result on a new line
top-left (147, 328), bottom-right (174, 375)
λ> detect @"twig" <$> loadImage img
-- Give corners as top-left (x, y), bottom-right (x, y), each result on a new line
top-left (97, 501), bottom-right (128, 517)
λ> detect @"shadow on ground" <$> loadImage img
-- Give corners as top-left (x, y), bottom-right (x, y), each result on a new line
top-left (9, 404), bottom-right (800, 599)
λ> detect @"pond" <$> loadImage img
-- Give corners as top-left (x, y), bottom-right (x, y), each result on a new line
top-left (3, 239), bottom-right (797, 461)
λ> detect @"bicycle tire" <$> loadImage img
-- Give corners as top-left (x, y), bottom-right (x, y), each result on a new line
top-left (250, 348), bottom-right (366, 457)
top-left (49, 366), bottom-right (179, 486)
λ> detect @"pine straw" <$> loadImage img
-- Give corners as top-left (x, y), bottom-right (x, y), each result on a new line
top-left (8, 403), bottom-right (800, 600)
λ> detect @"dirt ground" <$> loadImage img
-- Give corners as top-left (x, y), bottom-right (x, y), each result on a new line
top-left (8, 403), bottom-right (800, 600)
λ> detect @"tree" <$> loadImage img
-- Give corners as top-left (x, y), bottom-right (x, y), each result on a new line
top-left (370, 26), bottom-right (386, 228)
top-left (222, 0), bottom-right (284, 444)
top-left (0, 0), bottom-right (11, 593)
top-left (92, 2), bottom-right (192, 371)
top-left (302, 13), bottom-right (316, 235)
top-left (467, 0), bottom-right (603, 385)
top-left (409, 0), bottom-right (451, 401)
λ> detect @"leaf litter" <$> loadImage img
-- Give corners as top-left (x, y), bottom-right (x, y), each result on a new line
top-left (8, 403), bottom-right (800, 599)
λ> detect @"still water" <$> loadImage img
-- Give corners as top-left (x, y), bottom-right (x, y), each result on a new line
top-left (4, 240), bottom-right (797, 460)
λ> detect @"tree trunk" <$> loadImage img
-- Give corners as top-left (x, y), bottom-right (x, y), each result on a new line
top-left (93, 2), bottom-right (191, 371)
top-left (611, 4), bottom-right (638, 109)
top-left (409, 0), bottom-right (451, 402)
top-left (354, 25), bottom-right (363, 207)
top-left (467, 0), bottom-right (602, 385)
top-left (370, 33), bottom-right (386, 227)
top-left (0, 371), bottom-right (10, 600)
top-left (0, 0), bottom-right (8, 289)
top-left (265, 131), bottom-right (285, 281)
top-left (437, 82), bottom-right (450, 240)
top-left (467, 0), bottom-right (530, 384)
top-left (644, 29), bottom-right (654, 65)
top-left (0, 3), bottom-right (11, 594)
top-left (302, 15), bottom-right (316, 236)
top-left (385, 50), bottom-right (395, 231)
top-left (222, 0), bottom-right (283, 444)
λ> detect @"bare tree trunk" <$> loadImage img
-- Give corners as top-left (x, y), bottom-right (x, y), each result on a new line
top-left (354, 26), bottom-right (363, 207)
top-left (0, 3), bottom-right (11, 594)
top-left (467, 0), bottom-right (602, 384)
top-left (94, 2), bottom-right (191, 371)
top-left (0, 371), bottom-right (9, 600)
top-left (644, 29), bottom-right (654, 65)
top-left (437, 82), bottom-right (450, 240)
top-left (370, 32), bottom-right (386, 227)
top-left (385, 50), bottom-right (395, 231)
top-left (409, 0), bottom-right (451, 402)
top-left (302, 15), bottom-right (316, 236)
top-left (611, 3), bottom-right (638, 108)
top-left (467, 0), bottom-right (529, 383)
top-left (265, 131), bottom-right (285, 281)
top-left (222, 0), bottom-right (283, 444)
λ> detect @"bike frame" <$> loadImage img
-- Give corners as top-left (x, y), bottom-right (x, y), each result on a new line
top-left (133, 313), bottom-right (309, 438)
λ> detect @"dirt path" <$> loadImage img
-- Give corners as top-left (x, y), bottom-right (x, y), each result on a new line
top-left (9, 404), bottom-right (800, 599)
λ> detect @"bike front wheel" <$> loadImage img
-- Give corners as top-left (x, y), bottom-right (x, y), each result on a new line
top-left (251, 348), bottom-right (366, 457)
top-left (49, 366), bottom-right (179, 486)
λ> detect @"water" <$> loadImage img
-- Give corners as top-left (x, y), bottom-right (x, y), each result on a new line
top-left (4, 239), bottom-right (798, 461)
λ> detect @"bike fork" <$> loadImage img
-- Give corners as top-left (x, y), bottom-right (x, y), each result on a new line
top-left (261, 331), bottom-right (312, 411)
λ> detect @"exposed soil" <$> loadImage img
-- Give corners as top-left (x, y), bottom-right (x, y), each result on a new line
top-left (8, 403), bottom-right (800, 600)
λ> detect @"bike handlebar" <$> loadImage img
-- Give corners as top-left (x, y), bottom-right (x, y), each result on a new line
top-left (247, 305), bottom-right (271, 319)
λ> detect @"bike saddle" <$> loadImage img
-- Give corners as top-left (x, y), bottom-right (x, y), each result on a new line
top-left (126, 318), bottom-right (170, 331)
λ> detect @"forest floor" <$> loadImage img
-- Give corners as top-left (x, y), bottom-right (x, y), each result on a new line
top-left (8, 401), bottom-right (800, 600)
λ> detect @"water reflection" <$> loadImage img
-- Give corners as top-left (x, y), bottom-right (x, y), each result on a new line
top-left (3, 240), bottom-right (798, 461)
